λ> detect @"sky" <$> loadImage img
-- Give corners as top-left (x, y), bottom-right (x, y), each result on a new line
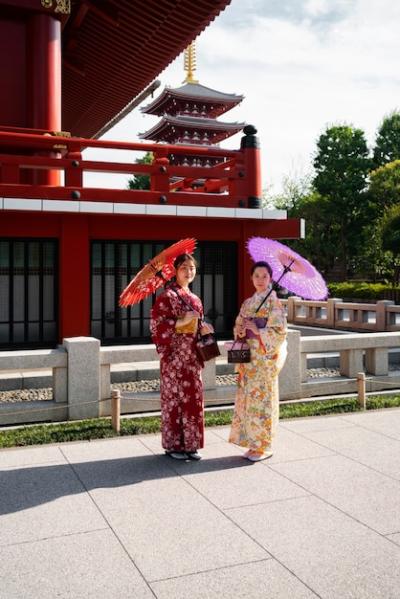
top-left (84, 0), bottom-right (400, 195)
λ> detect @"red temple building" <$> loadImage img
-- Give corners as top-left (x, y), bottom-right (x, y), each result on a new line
top-left (0, 0), bottom-right (302, 351)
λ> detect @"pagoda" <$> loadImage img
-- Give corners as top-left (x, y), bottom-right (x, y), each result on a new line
top-left (140, 43), bottom-right (245, 167)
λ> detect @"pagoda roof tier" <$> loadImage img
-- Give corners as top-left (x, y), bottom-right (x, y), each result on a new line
top-left (140, 115), bottom-right (245, 144)
top-left (59, 0), bottom-right (232, 138)
top-left (142, 82), bottom-right (243, 118)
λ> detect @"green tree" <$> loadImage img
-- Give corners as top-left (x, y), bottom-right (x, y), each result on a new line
top-left (380, 204), bottom-right (400, 284)
top-left (290, 191), bottom-right (338, 275)
top-left (313, 125), bottom-right (372, 278)
top-left (363, 160), bottom-right (400, 279)
top-left (266, 174), bottom-right (334, 275)
top-left (369, 159), bottom-right (400, 211)
top-left (373, 111), bottom-right (400, 168)
top-left (127, 152), bottom-right (153, 190)
top-left (268, 173), bottom-right (313, 213)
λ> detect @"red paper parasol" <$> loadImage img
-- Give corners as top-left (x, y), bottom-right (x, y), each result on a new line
top-left (119, 238), bottom-right (197, 307)
top-left (247, 237), bottom-right (328, 301)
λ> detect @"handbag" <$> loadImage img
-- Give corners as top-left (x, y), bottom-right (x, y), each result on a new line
top-left (227, 339), bottom-right (251, 363)
top-left (196, 332), bottom-right (220, 362)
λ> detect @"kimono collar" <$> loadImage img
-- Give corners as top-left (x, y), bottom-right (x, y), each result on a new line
top-left (253, 290), bottom-right (271, 302)
top-left (171, 281), bottom-right (192, 298)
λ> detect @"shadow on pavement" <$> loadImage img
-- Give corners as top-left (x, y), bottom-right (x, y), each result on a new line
top-left (0, 452), bottom-right (253, 515)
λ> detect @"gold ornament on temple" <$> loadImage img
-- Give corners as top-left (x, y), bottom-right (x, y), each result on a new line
top-left (55, 0), bottom-right (71, 14)
top-left (41, 0), bottom-right (71, 13)
top-left (183, 43), bottom-right (199, 84)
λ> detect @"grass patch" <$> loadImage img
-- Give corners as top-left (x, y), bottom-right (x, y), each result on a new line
top-left (280, 397), bottom-right (360, 418)
top-left (1, 394), bottom-right (400, 449)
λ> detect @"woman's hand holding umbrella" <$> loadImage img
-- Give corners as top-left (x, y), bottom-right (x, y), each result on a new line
top-left (243, 318), bottom-right (260, 335)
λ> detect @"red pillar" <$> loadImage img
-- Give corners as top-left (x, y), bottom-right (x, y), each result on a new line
top-left (239, 222), bottom-right (254, 304)
top-left (27, 13), bottom-right (61, 185)
top-left (59, 216), bottom-right (90, 340)
top-left (241, 125), bottom-right (262, 208)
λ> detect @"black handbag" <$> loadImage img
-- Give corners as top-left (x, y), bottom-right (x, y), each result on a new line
top-left (227, 339), bottom-right (251, 363)
top-left (197, 332), bottom-right (220, 362)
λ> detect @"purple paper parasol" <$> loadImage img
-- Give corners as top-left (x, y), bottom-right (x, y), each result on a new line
top-left (247, 237), bottom-right (328, 300)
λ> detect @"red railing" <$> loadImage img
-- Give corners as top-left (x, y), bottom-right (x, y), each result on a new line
top-left (0, 128), bottom-right (261, 209)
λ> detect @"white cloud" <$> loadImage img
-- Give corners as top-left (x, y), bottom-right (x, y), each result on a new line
top-left (304, 0), bottom-right (333, 17)
top-left (84, 0), bottom-right (400, 194)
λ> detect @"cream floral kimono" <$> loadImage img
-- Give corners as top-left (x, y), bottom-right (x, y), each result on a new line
top-left (229, 290), bottom-right (287, 453)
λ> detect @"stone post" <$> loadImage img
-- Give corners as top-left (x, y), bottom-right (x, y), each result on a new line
top-left (53, 366), bottom-right (67, 403)
top-left (376, 300), bottom-right (394, 331)
top-left (100, 364), bottom-right (111, 401)
top-left (326, 298), bottom-right (342, 329)
top-left (365, 348), bottom-right (388, 376)
top-left (278, 329), bottom-right (302, 399)
top-left (63, 337), bottom-right (100, 420)
top-left (340, 349), bottom-right (363, 378)
top-left (202, 359), bottom-right (216, 390)
top-left (301, 352), bottom-right (308, 383)
top-left (287, 296), bottom-right (300, 323)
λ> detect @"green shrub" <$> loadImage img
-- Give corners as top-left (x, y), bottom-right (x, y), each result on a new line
top-left (328, 281), bottom-right (400, 300)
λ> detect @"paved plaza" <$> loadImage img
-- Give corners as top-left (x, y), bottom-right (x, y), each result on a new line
top-left (1, 408), bottom-right (400, 598)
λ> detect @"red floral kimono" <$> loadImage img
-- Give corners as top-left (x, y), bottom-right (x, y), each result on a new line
top-left (150, 283), bottom-right (204, 452)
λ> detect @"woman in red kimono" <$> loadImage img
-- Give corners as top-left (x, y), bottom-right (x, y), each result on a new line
top-left (150, 253), bottom-right (212, 460)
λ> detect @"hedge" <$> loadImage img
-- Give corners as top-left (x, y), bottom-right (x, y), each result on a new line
top-left (327, 282), bottom-right (400, 302)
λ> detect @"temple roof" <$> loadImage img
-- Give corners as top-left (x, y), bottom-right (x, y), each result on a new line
top-left (60, 0), bottom-right (233, 138)
top-left (142, 82), bottom-right (244, 118)
top-left (140, 115), bottom-right (245, 144)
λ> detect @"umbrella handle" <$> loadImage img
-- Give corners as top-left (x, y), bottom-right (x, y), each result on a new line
top-left (255, 258), bottom-right (295, 313)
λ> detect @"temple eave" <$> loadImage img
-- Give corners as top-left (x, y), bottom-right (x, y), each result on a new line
top-left (141, 83), bottom-right (244, 117)
top-left (139, 122), bottom-right (245, 143)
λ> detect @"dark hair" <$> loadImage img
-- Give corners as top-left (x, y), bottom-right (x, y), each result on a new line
top-left (173, 253), bottom-right (197, 269)
top-left (251, 260), bottom-right (273, 278)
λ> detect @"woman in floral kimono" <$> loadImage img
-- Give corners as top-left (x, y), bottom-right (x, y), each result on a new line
top-left (150, 253), bottom-right (213, 461)
top-left (229, 261), bottom-right (287, 461)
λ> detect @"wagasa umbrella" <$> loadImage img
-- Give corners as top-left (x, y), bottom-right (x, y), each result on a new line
top-left (119, 238), bottom-right (197, 307)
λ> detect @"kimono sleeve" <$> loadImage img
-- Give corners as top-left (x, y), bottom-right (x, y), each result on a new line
top-left (150, 292), bottom-right (179, 358)
top-left (233, 300), bottom-right (248, 338)
top-left (258, 296), bottom-right (287, 356)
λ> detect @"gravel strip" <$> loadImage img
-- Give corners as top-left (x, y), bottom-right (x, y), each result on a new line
top-left (112, 373), bottom-right (239, 394)
top-left (0, 369), bottom-right (330, 404)
top-left (308, 367), bottom-right (340, 379)
top-left (2, 365), bottom-right (400, 404)
top-left (0, 388), bottom-right (53, 403)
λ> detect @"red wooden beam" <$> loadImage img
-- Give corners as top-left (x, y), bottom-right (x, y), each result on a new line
top-left (0, 131), bottom-right (239, 158)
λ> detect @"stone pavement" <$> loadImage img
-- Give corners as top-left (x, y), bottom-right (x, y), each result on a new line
top-left (1, 408), bottom-right (400, 599)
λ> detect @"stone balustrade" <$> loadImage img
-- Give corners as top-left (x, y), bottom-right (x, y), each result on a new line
top-left (282, 297), bottom-right (400, 332)
top-left (0, 347), bottom-right (68, 424)
top-left (1, 330), bottom-right (400, 426)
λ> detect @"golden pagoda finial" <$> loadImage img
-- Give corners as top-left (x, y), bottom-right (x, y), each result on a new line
top-left (183, 42), bottom-right (199, 84)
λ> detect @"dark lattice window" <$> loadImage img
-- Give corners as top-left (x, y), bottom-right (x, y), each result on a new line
top-left (0, 239), bottom-right (58, 349)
